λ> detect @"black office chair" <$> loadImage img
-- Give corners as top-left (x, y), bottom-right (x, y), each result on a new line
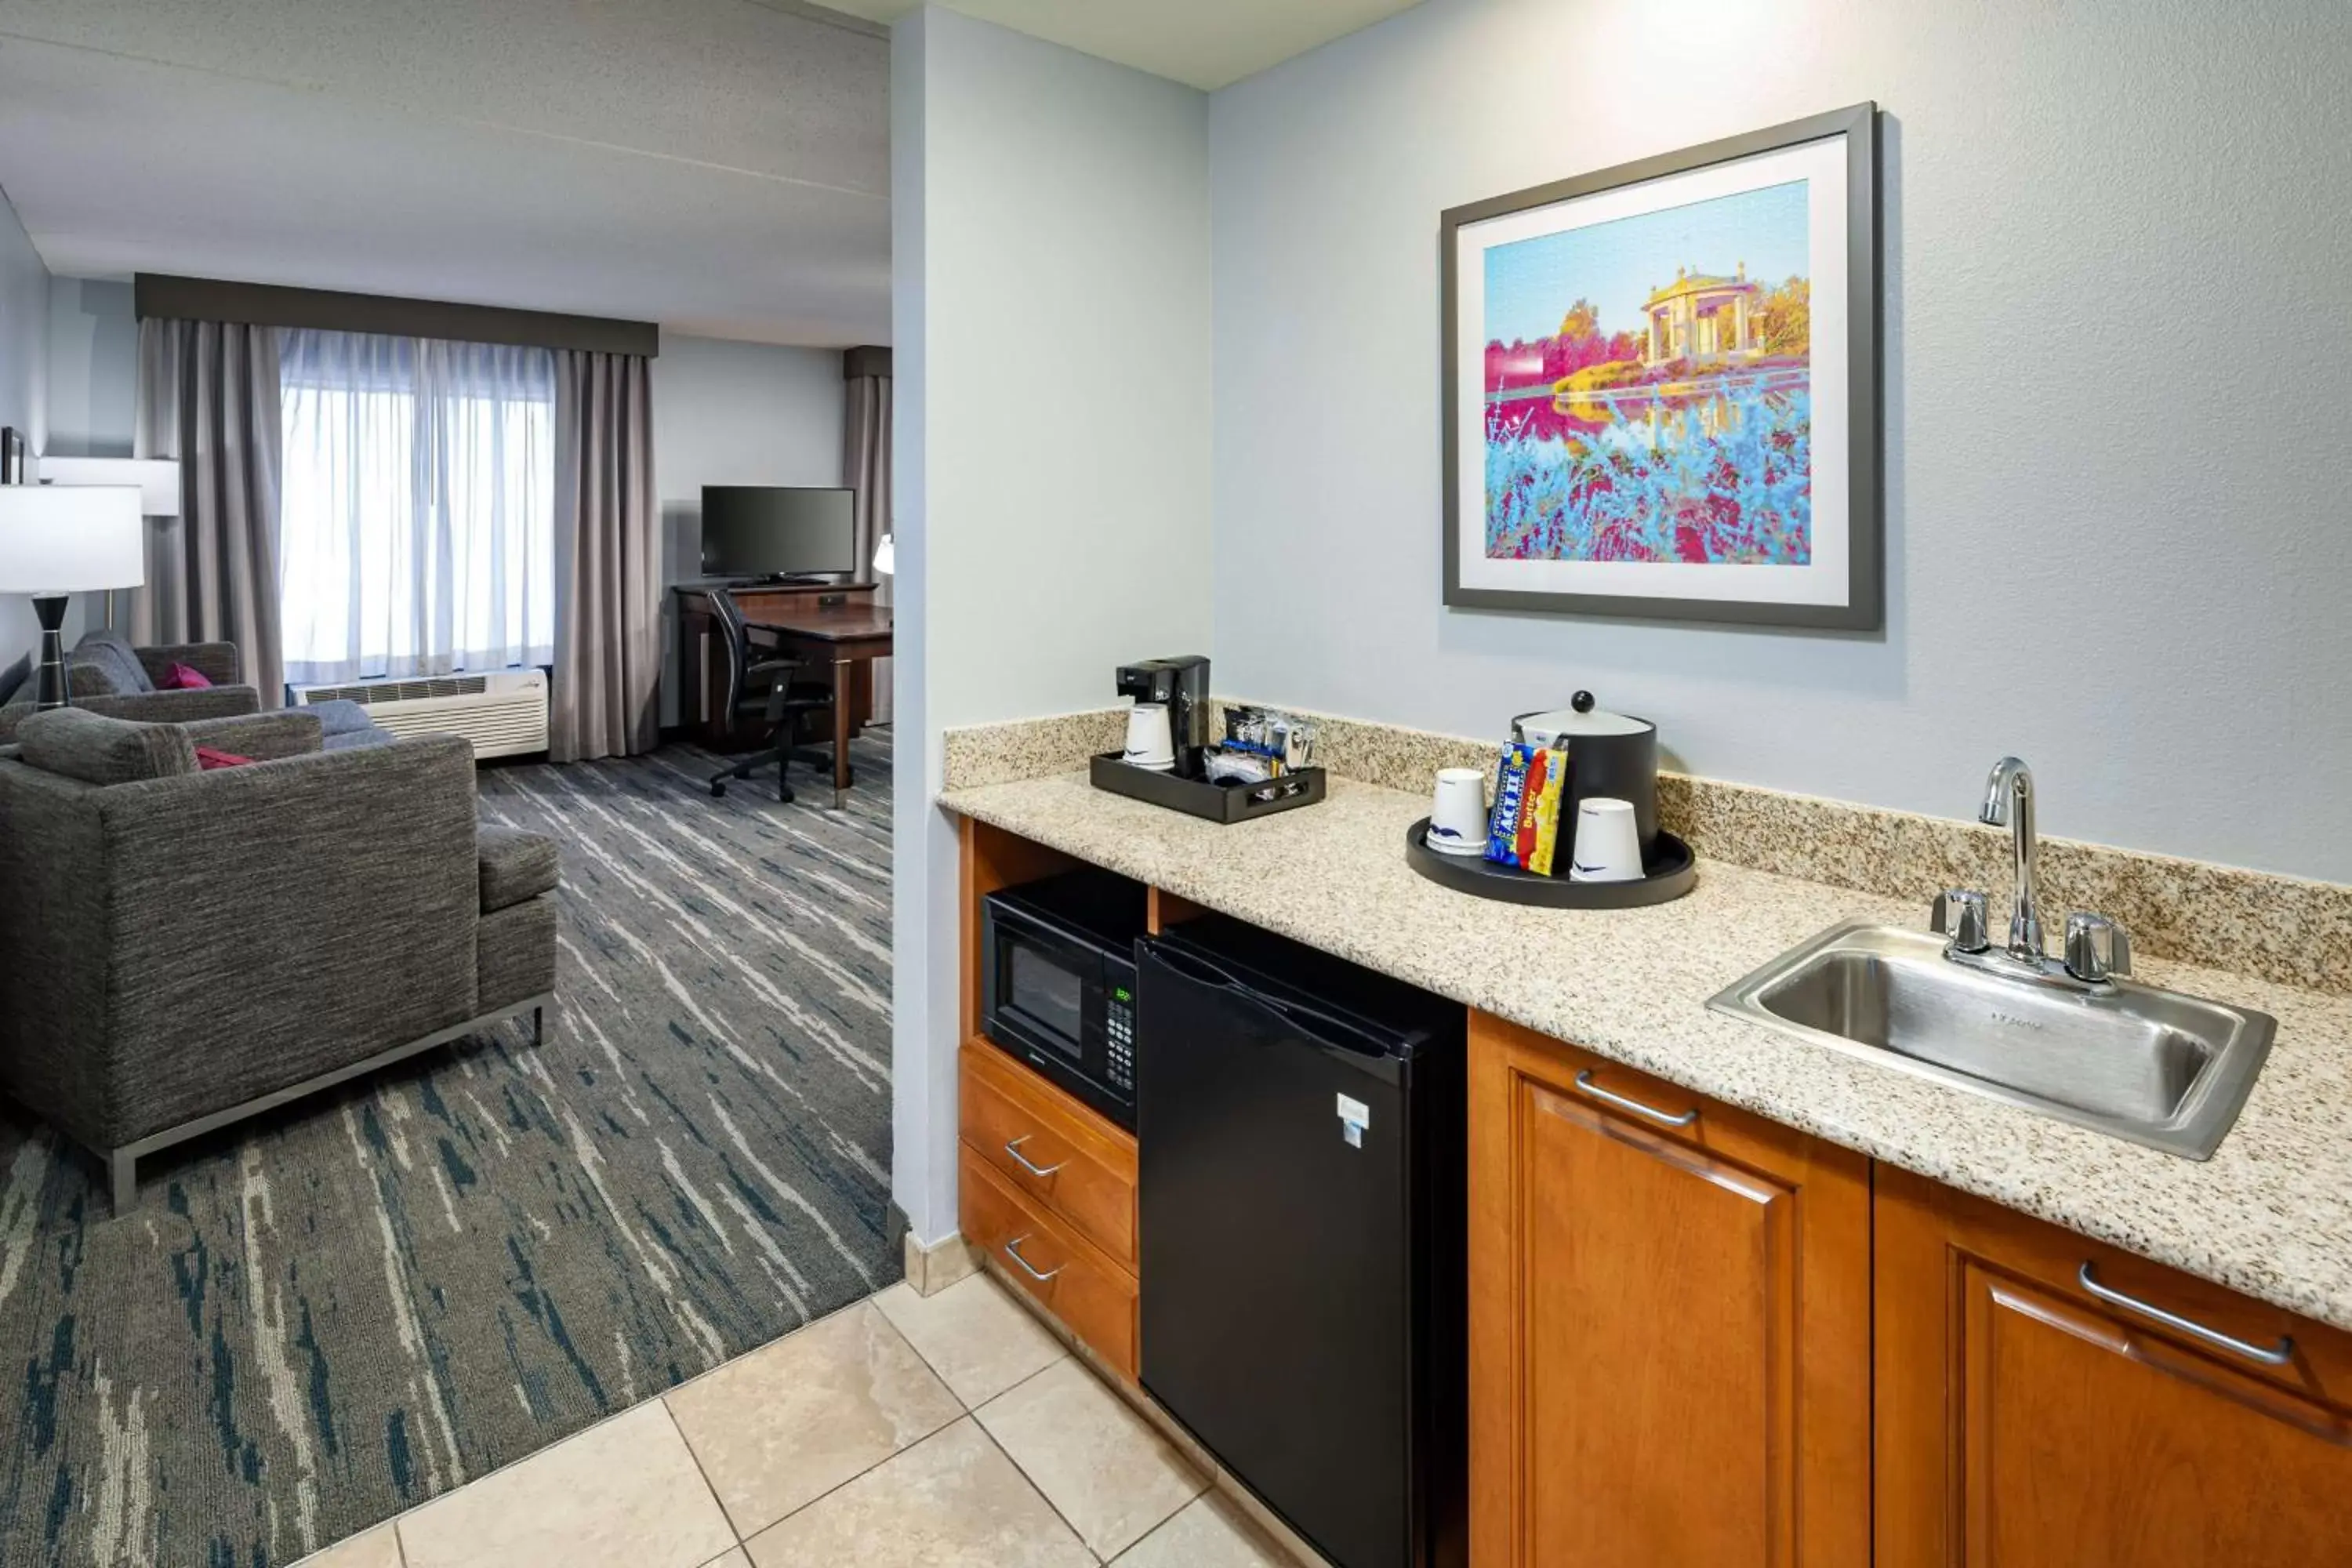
top-left (706, 590), bottom-right (836, 803)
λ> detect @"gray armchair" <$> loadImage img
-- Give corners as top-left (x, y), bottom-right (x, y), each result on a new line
top-left (0, 631), bottom-right (264, 744)
top-left (0, 706), bottom-right (558, 1211)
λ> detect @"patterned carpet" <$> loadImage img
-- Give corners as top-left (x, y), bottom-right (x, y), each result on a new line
top-left (0, 736), bottom-right (898, 1567)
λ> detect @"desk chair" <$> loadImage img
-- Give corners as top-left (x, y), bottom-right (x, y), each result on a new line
top-left (705, 590), bottom-right (835, 803)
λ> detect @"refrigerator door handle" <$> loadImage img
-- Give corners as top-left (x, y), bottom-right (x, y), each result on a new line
top-left (1149, 943), bottom-right (1385, 1060)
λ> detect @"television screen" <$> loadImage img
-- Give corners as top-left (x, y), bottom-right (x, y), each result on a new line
top-left (700, 487), bottom-right (858, 577)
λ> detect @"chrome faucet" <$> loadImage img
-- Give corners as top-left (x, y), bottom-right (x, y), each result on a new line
top-left (1932, 756), bottom-right (2131, 987)
top-left (1980, 757), bottom-right (2043, 962)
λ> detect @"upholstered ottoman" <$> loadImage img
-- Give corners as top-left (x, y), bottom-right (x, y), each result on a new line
top-left (476, 825), bottom-right (560, 1018)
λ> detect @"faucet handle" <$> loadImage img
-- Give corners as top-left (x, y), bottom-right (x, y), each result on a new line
top-left (2064, 913), bottom-right (2131, 983)
top-left (1933, 889), bottom-right (1991, 953)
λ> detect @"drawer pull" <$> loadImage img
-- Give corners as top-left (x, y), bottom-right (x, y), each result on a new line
top-left (1573, 1069), bottom-right (1699, 1128)
top-left (2078, 1261), bottom-right (2295, 1367)
top-left (1004, 1236), bottom-right (1062, 1283)
top-left (1004, 1136), bottom-right (1065, 1179)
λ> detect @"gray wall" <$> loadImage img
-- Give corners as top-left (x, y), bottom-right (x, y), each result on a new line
top-left (1209, 0), bottom-right (2352, 880)
top-left (45, 274), bottom-right (136, 458)
top-left (649, 332), bottom-right (848, 728)
top-left (0, 190), bottom-right (64, 663)
top-left (891, 5), bottom-right (1214, 1245)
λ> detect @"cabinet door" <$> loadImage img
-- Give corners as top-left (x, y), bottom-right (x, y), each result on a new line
top-left (1876, 1164), bottom-right (2352, 1568)
top-left (1468, 1013), bottom-right (1870, 1568)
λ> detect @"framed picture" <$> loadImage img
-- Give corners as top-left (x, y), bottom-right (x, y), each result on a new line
top-left (0, 426), bottom-right (22, 485)
top-left (1442, 103), bottom-right (1880, 630)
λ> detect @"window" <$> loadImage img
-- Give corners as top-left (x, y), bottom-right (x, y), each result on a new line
top-left (279, 328), bottom-right (556, 686)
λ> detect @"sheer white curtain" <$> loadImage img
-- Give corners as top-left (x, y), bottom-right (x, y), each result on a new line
top-left (279, 328), bottom-right (557, 685)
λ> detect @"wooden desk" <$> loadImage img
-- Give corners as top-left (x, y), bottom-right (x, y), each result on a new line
top-left (748, 604), bottom-right (893, 808)
top-left (673, 581), bottom-right (880, 748)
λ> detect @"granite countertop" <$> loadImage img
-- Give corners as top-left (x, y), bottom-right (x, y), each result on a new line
top-left (940, 771), bottom-right (2352, 1334)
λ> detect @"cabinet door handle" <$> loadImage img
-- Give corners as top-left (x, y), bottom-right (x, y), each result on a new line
top-left (2077, 1261), bottom-right (2294, 1367)
top-left (1004, 1236), bottom-right (1062, 1282)
top-left (1572, 1069), bottom-right (1699, 1128)
top-left (1003, 1136), bottom-right (1065, 1178)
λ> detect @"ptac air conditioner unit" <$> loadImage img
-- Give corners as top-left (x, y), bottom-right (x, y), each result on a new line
top-left (290, 669), bottom-right (550, 759)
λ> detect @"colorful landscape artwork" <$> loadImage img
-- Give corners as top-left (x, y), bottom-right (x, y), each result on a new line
top-left (1482, 180), bottom-right (1812, 567)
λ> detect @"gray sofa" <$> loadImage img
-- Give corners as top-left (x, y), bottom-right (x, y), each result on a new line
top-left (0, 706), bottom-right (558, 1211)
top-left (0, 630), bottom-right (264, 743)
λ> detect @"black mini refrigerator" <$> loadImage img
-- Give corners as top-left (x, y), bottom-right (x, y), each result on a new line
top-left (1137, 916), bottom-right (1466, 1568)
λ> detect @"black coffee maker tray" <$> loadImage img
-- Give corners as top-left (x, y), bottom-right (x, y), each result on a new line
top-left (1403, 818), bottom-right (1697, 909)
top-left (1090, 753), bottom-right (1326, 824)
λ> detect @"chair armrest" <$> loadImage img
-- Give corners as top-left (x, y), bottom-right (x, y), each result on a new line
top-left (79, 688), bottom-right (264, 726)
top-left (184, 710), bottom-right (325, 760)
top-left (136, 642), bottom-right (242, 686)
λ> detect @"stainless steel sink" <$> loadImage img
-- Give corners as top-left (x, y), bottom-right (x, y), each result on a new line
top-left (1708, 920), bottom-right (2277, 1159)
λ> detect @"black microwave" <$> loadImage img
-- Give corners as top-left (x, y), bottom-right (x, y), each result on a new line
top-left (980, 869), bottom-right (1149, 1131)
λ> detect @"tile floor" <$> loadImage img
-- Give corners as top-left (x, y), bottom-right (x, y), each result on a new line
top-left (296, 1271), bottom-right (1304, 1568)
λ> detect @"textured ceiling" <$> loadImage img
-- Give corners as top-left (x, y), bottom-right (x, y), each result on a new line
top-left (0, 0), bottom-right (891, 344)
top-left (822, 0), bottom-right (1424, 89)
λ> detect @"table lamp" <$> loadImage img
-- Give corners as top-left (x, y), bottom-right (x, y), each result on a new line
top-left (872, 532), bottom-right (895, 577)
top-left (31, 457), bottom-right (180, 629)
top-left (0, 485), bottom-right (147, 709)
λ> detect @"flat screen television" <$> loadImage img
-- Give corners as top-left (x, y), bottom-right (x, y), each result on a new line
top-left (700, 486), bottom-right (858, 579)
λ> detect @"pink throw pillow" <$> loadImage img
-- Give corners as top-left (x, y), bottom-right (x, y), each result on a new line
top-left (159, 662), bottom-right (214, 690)
top-left (194, 746), bottom-right (256, 770)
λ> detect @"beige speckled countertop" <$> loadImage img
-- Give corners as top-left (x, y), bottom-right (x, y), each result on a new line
top-left (940, 771), bottom-right (2352, 1333)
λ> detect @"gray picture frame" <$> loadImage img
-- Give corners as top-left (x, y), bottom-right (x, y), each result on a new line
top-left (1440, 102), bottom-right (1881, 630)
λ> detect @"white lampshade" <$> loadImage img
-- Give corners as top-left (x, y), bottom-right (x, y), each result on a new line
top-left (0, 485), bottom-right (147, 594)
top-left (34, 456), bottom-right (183, 517)
top-left (872, 532), bottom-right (895, 576)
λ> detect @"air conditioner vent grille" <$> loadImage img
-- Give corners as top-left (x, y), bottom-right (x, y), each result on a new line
top-left (288, 670), bottom-right (549, 759)
top-left (300, 676), bottom-right (488, 706)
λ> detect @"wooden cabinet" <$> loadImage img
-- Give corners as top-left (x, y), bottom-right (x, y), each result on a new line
top-left (1875, 1164), bottom-right (2352, 1568)
top-left (1468, 1011), bottom-right (1871, 1568)
top-left (956, 818), bottom-right (1142, 1379)
top-left (950, 819), bottom-right (2352, 1563)
top-left (962, 1043), bottom-right (1138, 1269)
top-left (959, 1143), bottom-right (1139, 1377)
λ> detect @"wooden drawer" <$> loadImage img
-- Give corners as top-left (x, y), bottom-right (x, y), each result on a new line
top-left (960, 1142), bottom-right (1138, 1378)
top-left (960, 1044), bottom-right (1138, 1269)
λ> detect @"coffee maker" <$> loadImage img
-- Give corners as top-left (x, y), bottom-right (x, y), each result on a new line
top-left (1116, 655), bottom-right (1212, 779)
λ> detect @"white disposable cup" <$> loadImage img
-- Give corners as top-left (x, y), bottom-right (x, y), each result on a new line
top-left (1427, 768), bottom-right (1490, 855)
top-left (1123, 702), bottom-right (1175, 771)
top-left (1569, 797), bottom-right (1644, 883)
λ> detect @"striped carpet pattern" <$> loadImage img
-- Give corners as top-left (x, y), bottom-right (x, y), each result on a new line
top-left (0, 738), bottom-right (897, 1567)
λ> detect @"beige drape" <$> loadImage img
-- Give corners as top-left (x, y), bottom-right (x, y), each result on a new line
top-left (843, 346), bottom-right (891, 722)
top-left (132, 319), bottom-right (287, 705)
top-left (550, 350), bottom-right (659, 762)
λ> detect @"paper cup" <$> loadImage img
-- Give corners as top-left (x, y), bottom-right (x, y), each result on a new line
top-left (1569, 797), bottom-right (1644, 883)
top-left (1427, 767), bottom-right (1489, 856)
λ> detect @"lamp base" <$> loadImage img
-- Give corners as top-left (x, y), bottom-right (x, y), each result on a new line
top-left (31, 595), bottom-right (70, 710)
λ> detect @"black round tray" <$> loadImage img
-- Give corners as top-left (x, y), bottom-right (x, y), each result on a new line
top-left (1404, 819), bottom-right (1697, 909)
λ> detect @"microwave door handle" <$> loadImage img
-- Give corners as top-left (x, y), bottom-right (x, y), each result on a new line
top-left (1152, 945), bottom-right (1385, 1060)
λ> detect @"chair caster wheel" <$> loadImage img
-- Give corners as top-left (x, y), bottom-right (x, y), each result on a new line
top-left (711, 782), bottom-right (727, 798)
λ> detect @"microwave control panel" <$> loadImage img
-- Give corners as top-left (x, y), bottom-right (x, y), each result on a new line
top-left (1107, 983), bottom-right (1136, 1091)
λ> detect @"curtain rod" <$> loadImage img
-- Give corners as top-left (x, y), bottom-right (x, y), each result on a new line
top-left (133, 274), bottom-right (660, 358)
